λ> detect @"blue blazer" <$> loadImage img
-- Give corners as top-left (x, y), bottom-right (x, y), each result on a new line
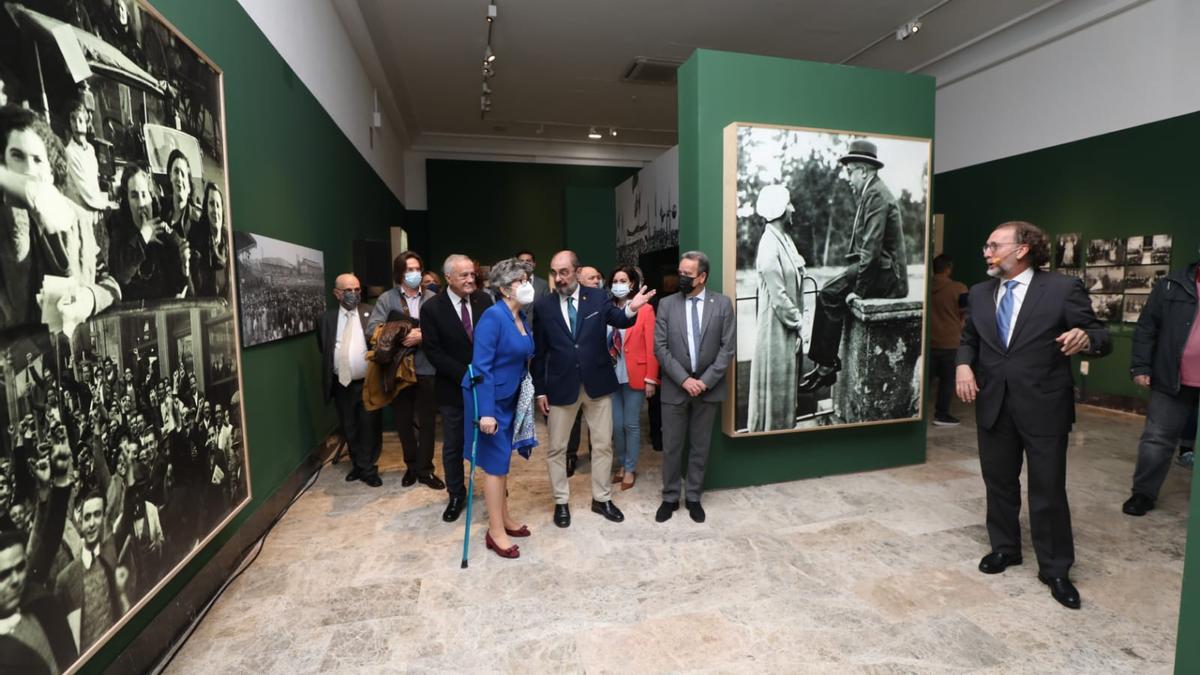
top-left (531, 288), bottom-right (634, 405)
top-left (464, 303), bottom-right (533, 418)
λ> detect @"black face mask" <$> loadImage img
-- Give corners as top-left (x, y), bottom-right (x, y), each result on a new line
top-left (678, 275), bottom-right (696, 294)
top-left (426, 283), bottom-right (440, 295)
top-left (339, 290), bottom-right (361, 310)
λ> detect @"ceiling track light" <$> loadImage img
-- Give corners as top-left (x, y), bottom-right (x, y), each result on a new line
top-left (587, 127), bottom-right (603, 140)
top-left (484, 45), bottom-right (496, 64)
top-left (487, 3), bottom-right (497, 22)
top-left (609, 127), bottom-right (618, 137)
top-left (895, 19), bottom-right (922, 41)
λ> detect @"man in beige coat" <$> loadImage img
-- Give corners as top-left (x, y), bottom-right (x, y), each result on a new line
top-left (748, 184), bottom-right (806, 432)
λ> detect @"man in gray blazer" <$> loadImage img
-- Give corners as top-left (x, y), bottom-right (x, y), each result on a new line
top-left (653, 251), bottom-right (736, 523)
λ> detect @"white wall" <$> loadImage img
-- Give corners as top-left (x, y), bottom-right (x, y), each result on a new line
top-left (236, 0), bottom-right (408, 202)
top-left (933, 0), bottom-right (1200, 173)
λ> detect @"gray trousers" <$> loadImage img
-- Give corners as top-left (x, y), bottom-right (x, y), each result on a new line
top-left (1132, 386), bottom-right (1199, 499)
top-left (660, 398), bottom-right (719, 503)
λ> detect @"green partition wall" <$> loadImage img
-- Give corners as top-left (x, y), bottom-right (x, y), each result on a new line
top-left (676, 49), bottom-right (935, 487)
top-left (81, 1), bottom-right (406, 671)
top-left (932, 109), bottom-right (1200, 674)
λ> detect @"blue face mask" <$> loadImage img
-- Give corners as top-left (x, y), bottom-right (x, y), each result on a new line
top-left (426, 283), bottom-right (440, 294)
top-left (611, 283), bottom-right (630, 299)
top-left (403, 271), bottom-right (422, 289)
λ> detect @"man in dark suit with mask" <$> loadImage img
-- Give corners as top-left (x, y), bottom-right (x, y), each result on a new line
top-left (317, 273), bottom-right (382, 486)
top-left (422, 254), bottom-right (493, 522)
top-left (956, 221), bottom-right (1111, 609)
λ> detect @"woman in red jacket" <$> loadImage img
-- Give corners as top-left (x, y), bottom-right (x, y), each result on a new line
top-left (607, 265), bottom-right (659, 490)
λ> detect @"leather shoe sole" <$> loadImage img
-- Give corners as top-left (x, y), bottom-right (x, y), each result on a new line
top-left (978, 552), bottom-right (1023, 574)
top-left (1038, 574), bottom-right (1081, 609)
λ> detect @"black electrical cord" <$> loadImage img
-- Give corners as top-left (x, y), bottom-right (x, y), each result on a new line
top-left (151, 440), bottom-right (341, 674)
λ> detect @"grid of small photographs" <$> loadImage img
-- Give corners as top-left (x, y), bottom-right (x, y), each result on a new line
top-left (1055, 233), bottom-right (1172, 324)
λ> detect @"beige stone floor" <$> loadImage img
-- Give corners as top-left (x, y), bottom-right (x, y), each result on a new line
top-left (165, 401), bottom-right (1190, 674)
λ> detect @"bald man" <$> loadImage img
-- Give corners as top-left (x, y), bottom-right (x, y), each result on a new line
top-left (317, 273), bottom-right (383, 486)
top-left (579, 266), bottom-right (604, 290)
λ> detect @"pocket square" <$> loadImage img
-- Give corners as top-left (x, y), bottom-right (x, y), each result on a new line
top-left (584, 311), bottom-right (599, 319)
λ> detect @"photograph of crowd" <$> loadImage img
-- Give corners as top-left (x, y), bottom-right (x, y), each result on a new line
top-left (1124, 264), bottom-right (1170, 293)
top-left (1090, 293), bottom-right (1123, 323)
top-left (1123, 294), bottom-right (1148, 324)
top-left (1055, 232), bottom-right (1081, 269)
top-left (1085, 265), bottom-right (1125, 294)
top-left (725, 123), bottom-right (930, 435)
top-left (1086, 238), bottom-right (1125, 267)
top-left (0, 2), bottom-right (249, 671)
top-left (1125, 234), bottom-right (1172, 266)
top-left (1058, 267), bottom-right (1085, 280)
top-left (234, 232), bottom-right (325, 347)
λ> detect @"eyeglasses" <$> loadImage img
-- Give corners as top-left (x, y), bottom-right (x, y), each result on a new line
top-left (982, 242), bottom-right (1020, 254)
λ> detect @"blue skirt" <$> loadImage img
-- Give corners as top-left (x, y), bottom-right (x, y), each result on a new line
top-left (463, 390), bottom-right (518, 476)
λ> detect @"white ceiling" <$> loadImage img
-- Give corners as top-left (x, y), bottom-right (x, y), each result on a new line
top-left (353, 0), bottom-right (1063, 152)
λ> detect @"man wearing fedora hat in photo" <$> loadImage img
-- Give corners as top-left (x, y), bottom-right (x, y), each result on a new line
top-left (799, 140), bottom-right (909, 393)
top-left (748, 184), bottom-right (807, 432)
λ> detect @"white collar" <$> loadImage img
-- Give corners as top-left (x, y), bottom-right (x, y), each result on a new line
top-left (81, 543), bottom-right (100, 570)
top-left (686, 288), bottom-right (707, 303)
top-left (0, 612), bottom-right (21, 634)
top-left (447, 288), bottom-right (467, 306)
top-left (561, 287), bottom-right (581, 304)
top-left (1003, 267), bottom-right (1035, 287)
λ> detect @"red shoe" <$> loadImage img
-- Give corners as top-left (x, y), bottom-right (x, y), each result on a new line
top-left (485, 532), bottom-right (520, 558)
top-left (505, 525), bottom-right (531, 537)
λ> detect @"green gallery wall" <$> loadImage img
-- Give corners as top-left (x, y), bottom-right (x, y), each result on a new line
top-left (932, 110), bottom-right (1200, 673)
top-left (83, 0), bottom-right (405, 671)
top-left (425, 160), bottom-right (634, 274)
top-left (675, 50), bottom-right (935, 487)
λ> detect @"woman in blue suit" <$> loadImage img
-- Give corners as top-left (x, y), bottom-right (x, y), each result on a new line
top-left (464, 257), bottom-right (538, 559)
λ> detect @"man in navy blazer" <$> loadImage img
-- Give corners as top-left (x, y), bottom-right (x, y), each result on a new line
top-left (532, 250), bottom-right (655, 527)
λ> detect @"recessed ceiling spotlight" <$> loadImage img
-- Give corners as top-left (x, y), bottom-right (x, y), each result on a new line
top-left (587, 127), bottom-right (602, 140)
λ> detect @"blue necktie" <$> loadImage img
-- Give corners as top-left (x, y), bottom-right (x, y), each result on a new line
top-left (566, 297), bottom-right (577, 337)
top-left (690, 297), bottom-right (701, 373)
top-left (996, 280), bottom-right (1019, 347)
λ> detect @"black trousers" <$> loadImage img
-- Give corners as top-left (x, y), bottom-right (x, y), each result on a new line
top-left (333, 379), bottom-right (382, 475)
top-left (929, 348), bottom-right (957, 416)
top-left (648, 390), bottom-right (663, 450)
top-left (808, 269), bottom-right (858, 367)
top-left (440, 403), bottom-right (466, 498)
top-left (978, 397), bottom-right (1074, 577)
top-left (390, 375), bottom-right (437, 474)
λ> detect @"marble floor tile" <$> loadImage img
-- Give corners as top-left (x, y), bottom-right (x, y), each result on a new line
top-left (165, 402), bottom-right (1190, 673)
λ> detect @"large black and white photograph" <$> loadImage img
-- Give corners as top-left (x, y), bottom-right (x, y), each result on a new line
top-left (0, 1), bottom-right (249, 672)
top-left (1086, 238), bottom-right (1125, 266)
top-left (723, 123), bottom-right (930, 435)
top-left (1124, 264), bottom-right (1170, 293)
top-left (1055, 232), bottom-right (1081, 269)
top-left (1123, 293), bottom-right (1148, 324)
top-left (1090, 293), bottom-right (1124, 323)
top-left (1084, 265), bottom-right (1125, 294)
top-left (234, 232), bottom-right (324, 347)
top-left (1125, 234), bottom-right (1172, 265)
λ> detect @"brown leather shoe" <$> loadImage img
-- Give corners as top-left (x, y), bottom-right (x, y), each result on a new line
top-left (620, 472), bottom-right (636, 490)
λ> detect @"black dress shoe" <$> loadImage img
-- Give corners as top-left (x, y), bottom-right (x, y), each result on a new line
top-left (978, 551), bottom-right (1023, 574)
top-left (442, 495), bottom-right (466, 522)
top-left (345, 468), bottom-right (362, 482)
top-left (418, 473), bottom-right (446, 490)
top-left (400, 470), bottom-right (417, 487)
top-left (1038, 574), bottom-right (1081, 609)
top-left (591, 500), bottom-right (625, 523)
top-left (565, 455), bottom-right (577, 478)
top-left (797, 364), bottom-right (839, 393)
top-left (655, 501), bottom-right (679, 523)
top-left (361, 472), bottom-right (382, 488)
top-left (1122, 493), bottom-right (1155, 516)
top-left (685, 500), bottom-right (706, 523)
top-left (554, 504), bottom-right (571, 528)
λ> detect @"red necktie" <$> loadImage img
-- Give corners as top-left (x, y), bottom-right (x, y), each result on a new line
top-left (460, 298), bottom-right (473, 341)
top-left (609, 329), bottom-right (622, 363)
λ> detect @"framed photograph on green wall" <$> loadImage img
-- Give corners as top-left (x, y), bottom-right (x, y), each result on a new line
top-left (0, 1), bottom-right (250, 672)
top-left (722, 122), bottom-right (931, 436)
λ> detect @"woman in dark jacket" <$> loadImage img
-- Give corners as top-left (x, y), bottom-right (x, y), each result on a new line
top-left (188, 182), bottom-right (228, 298)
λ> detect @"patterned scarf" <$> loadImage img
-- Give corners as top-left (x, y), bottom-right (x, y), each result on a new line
top-left (511, 372), bottom-right (537, 458)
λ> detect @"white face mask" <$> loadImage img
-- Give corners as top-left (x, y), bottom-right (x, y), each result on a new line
top-left (611, 282), bottom-right (630, 299)
top-left (515, 281), bottom-right (536, 305)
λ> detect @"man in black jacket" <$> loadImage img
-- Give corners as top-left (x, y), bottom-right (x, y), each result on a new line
top-left (956, 221), bottom-right (1110, 610)
top-left (1124, 259), bottom-right (1200, 516)
top-left (422, 254), bottom-right (492, 522)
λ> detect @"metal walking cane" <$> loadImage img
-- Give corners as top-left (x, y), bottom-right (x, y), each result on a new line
top-left (461, 364), bottom-right (482, 569)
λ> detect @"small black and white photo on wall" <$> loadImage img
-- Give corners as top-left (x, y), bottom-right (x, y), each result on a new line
top-left (1125, 234), bottom-right (1172, 266)
top-left (1055, 232), bottom-right (1082, 268)
top-left (1090, 293), bottom-right (1124, 322)
top-left (1084, 265), bottom-right (1125, 294)
top-left (1123, 294), bottom-right (1149, 324)
top-left (1124, 264), bottom-right (1170, 293)
top-left (234, 232), bottom-right (325, 347)
top-left (1058, 267), bottom-right (1085, 280)
top-left (0, 1), bottom-right (251, 672)
top-left (1086, 238), bottom-right (1125, 266)
top-left (723, 122), bottom-right (930, 435)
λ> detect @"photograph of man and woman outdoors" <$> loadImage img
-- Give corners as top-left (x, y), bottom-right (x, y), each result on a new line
top-left (0, 1), bottom-right (249, 672)
top-left (726, 123), bottom-right (931, 435)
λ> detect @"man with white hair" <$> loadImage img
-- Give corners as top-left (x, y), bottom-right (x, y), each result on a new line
top-left (748, 184), bottom-right (806, 431)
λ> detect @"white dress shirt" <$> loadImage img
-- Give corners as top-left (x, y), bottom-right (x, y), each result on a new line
top-left (994, 267), bottom-right (1035, 347)
top-left (446, 287), bottom-right (474, 326)
top-left (334, 307), bottom-right (369, 381)
top-left (685, 288), bottom-right (707, 372)
top-left (558, 286), bottom-right (636, 331)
